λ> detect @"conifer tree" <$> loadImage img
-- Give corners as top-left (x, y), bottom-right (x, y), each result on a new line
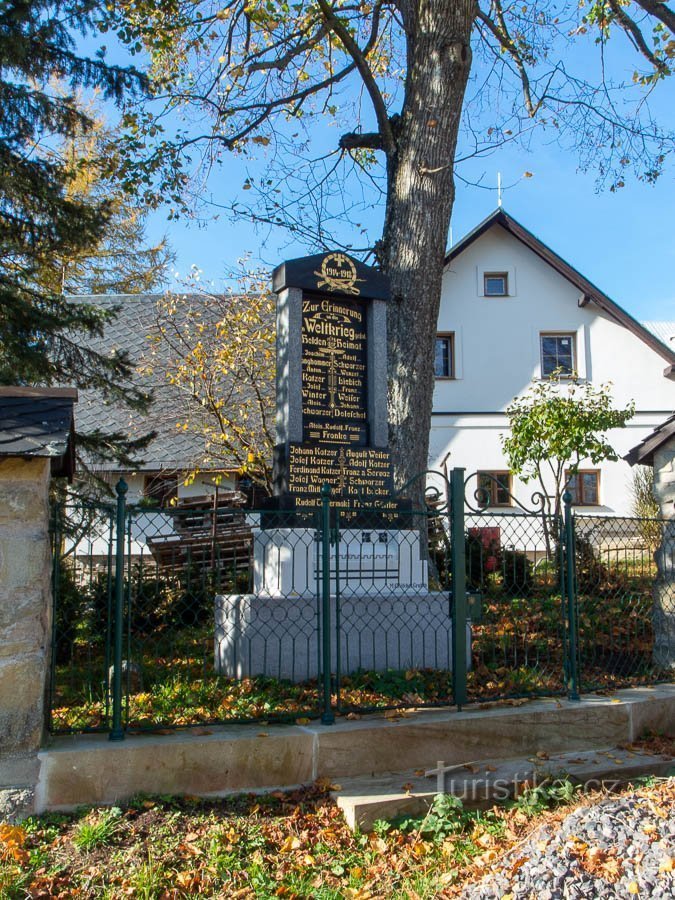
top-left (37, 99), bottom-right (173, 297)
top-left (0, 1), bottom-right (148, 415)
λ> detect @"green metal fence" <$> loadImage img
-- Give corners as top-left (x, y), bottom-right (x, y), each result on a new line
top-left (48, 471), bottom-right (675, 737)
top-left (50, 489), bottom-right (328, 734)
top-left (572, 514), bottom-right (674, 691)
top-left (462, 477), bottom-right (569, 703)
top-left (49, 498), bottom-right (116, 734)
top-left (328, 474), bottom-right (458, 718)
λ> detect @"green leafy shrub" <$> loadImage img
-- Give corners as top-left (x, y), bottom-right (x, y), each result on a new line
top-left (53, 567), bottom-right (111, 664)
top-left (511, 778), bottom-right (579, 817)
top-left (573, 535), bottom-right (608, 594)
top-left (466, 532), bottom-right (533, 595)
top-left (399, 793), bottom-right (465, 840)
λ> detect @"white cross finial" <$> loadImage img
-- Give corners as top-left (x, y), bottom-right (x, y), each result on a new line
top-left (497, 172), bottom-right (503, 208)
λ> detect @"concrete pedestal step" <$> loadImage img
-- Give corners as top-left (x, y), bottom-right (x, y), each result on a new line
top-left (331, 745), bottom-right (675, 831)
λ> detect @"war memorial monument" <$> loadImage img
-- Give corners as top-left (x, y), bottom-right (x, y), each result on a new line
top-left (215, 251), bottom-right (464, 680)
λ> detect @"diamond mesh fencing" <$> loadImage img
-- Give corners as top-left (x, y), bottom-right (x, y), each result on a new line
top-left (463, 509), bottom-right (567, 701)
top-left (331, 504), bottom-right (456, 714)
top-left (573, 515), bottom-right (675, 690)
top-left (48, 481), bottom-right (675, 737)
top-left (50, 501), bottom-right (328, 734)
top-left (49, 501), bottom-right (116, 734)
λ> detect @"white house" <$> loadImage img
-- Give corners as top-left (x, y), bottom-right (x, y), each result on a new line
top-left (429, 208), bottom-right (675, 515)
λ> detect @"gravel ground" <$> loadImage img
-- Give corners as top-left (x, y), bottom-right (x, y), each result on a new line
top-left (464, 781), bottom-right (674, 899)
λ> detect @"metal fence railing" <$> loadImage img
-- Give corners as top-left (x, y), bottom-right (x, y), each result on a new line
top-left (464, 508), bottom-right (566, 701)
top-left (49, 500), bottom-right (115, 734)
top-left (573, 515), bottom-right (674, 691)
top-left (49, 493), bottom-right (328, 734)
top-left (48, 471), bottom-right (675, 737)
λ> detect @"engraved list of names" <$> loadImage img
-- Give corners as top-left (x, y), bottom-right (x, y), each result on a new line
top-left (287, 292), bottom-right (394, 508)
top-left (301, 296), bottom-right (368, 446)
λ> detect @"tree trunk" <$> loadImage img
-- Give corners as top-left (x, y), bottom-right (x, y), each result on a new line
top-left (381, 1), bottom-right (475, 491)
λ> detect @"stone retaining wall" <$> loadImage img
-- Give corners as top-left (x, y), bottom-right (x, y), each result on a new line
top-left (0, 457), bottom-right (52, 820)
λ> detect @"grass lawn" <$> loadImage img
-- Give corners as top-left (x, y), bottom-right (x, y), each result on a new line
top-left (2, 733), bottom-right (673, 899)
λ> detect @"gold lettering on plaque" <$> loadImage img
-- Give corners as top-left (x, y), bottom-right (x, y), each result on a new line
top-left (320, 338), bottom-right (345, 409)
top-left (314, 252), bottom-right (363, 295)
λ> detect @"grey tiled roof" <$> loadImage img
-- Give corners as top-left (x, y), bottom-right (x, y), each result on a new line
top-left (625, 413), bottom-right (675, 467)
top-left (73, 294), bottom-right (239, 472)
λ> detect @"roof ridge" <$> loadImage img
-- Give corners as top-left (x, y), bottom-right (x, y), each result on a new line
top-left (445, 209), bottom-right (675, 368)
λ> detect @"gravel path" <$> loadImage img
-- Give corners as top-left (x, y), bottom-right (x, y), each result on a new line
top-left (464, 781), bottom-right (674, 899)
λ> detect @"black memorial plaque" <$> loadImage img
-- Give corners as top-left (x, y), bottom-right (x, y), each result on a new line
top-left (272, 250), bottom-right (400, 520)
top-left (301, 295), bottom-right (368, 446)
top-left (287, 444), bottom-right (394, 508)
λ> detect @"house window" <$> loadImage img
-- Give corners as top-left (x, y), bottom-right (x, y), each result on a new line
top-left (435, 333), bottom-right (454, 378)
top-left (565, 470), bottom-right (600, 506)
top-left (143, 473), bottom-right (178, 507)
top-left (540, 333), bottom-right (575, 377)
top-left (484, 272), bottom-right (508, 296)
top-left (477, 471), bottom-right (512, 508)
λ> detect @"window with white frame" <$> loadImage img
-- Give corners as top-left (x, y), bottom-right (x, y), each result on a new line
top-left (483, 272), bottom-right (508, 297)
top-left (540, 333), bottom-right (575, 377)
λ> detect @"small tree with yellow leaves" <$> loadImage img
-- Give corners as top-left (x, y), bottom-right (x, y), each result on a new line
top-left (148, 270), bottom-right (276, 494)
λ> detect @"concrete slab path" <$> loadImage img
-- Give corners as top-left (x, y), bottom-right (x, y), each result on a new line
top-left (331, 744), bottom-right (675, 831)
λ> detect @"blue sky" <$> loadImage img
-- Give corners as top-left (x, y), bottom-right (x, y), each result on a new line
top-left (149, 146), bottom-right (674, 323)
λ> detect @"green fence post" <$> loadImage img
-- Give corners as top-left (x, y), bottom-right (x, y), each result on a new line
top-left (450, 468), bottom-right (468, 708)
top-left (333, 504), bottom-right (341, 709)
top-left (110, 478), bottom-right (128, 741)
top-left (320, 483), bottom-right (335, 725)
top-left (48, 500), bottom-right (63, 734)
top-left (564, 492), bottom-right (581, 701)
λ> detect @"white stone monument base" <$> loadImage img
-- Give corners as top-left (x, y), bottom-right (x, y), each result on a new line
top-left (214, 591), bottom-right (471, 681)
top-left (252, 526), bottom-right (429, 599)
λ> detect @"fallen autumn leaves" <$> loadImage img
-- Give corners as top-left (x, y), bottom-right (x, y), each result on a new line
top-left (1, 736), bottom-right (673, 899)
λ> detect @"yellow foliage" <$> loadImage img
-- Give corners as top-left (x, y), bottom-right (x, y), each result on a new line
top-left (280, 834), bottom-right (302, 852)
top-left (150, 276), bottom-right (276, 492)
top-left (0, 824), bottom-right (29, 865)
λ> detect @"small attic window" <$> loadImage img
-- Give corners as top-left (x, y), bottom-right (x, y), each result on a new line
top-left (484, 272), bottom-right (508, 296)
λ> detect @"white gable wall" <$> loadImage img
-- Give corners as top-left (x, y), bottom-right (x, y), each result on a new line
top-left (430, 224), bottom-right (674, 514)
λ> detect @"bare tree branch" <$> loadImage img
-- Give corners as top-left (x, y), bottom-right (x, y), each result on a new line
top-left (316, 0), bottom-right (395, 155)
top-left (476, 2), bottom-right (539, 116)
top-left (633, 0), bottom-right (675, 34)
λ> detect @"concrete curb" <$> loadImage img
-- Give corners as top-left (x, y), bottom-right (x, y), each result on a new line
top-left (34, 684), bottom-right (675, 813)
